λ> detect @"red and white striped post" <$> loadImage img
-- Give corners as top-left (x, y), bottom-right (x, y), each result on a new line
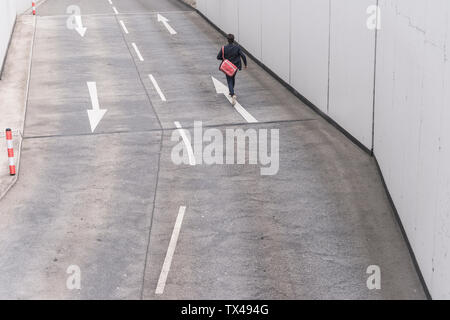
top-left (5, 129), bottom-right (16, 176)
top-left (32, 2), bottom-right (36, 15)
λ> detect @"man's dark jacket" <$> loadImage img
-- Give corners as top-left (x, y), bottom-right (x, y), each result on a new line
top-left (217, 44), bottom-right (247, 71)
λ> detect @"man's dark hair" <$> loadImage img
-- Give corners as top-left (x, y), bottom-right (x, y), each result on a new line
top-left (227, 34), bottom-right (235, 44)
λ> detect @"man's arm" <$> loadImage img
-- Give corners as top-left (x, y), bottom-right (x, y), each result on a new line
top-left (217, 47), bottom-right (223, 61)
top-left (239, 48), bottom-right (247, 67)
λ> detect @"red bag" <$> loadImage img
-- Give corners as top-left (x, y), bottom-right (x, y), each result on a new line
top-left (219, 46), bottom-right (238, 77)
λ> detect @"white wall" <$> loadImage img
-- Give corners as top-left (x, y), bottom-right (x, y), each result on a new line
top-left (374, 0), bottom-right (450, 299)
top-left (219, 0), bottom-right (238, 40)
top-left (15, 0), bottom-right (33, 14)
top-left (0, 0), bottom-right (17, 72)
top-left (290, 0), bottom-right (329, 113)
top-left (0, 0), bottom-right (32, 73)
top-left (197, 0), bottom-right (450, 299)
top-left (261, 0), bottom-right (291, 83)
top-left (238, 0), bottom-right (261, 60)
top-left (328, 0), bottom-right (376, 149)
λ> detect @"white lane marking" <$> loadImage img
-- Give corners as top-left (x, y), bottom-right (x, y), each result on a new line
top-left (119, 20), bottom-right (129, 34)
top-left (232, 101), bottom-right (258, 124)
top-left (157, 14), bottom-right (177, 35)
top-left (86, 82), bottom-right (108, 133)
top-left (87, 81), bottom-right (100, 110)
top-left (74, 15), bottom-right (87, 37)
top-left (108, 0), bottom-right (112, 4)
top-left (155, 206), bottom-right (187, 295)
top-left (131, 43), bottom-right (144, 61)
top-left (211, 76), bottom-right (258, 123)
top-left (174, 122), bottom-right (196, 166)
top-left (112, 6), bottom-right (119, 15)
top-left (149, 74), bottom-right (167, 102)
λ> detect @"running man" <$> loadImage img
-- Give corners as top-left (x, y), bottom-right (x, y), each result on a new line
top-left (217, 34), bottom-right (248, 105)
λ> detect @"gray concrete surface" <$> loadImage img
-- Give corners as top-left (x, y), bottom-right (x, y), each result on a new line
top-left (143, 120), bottom-right (423, 300)
top-left (0, 15), bottom-right (35, 199)
top-left (0, 0), bottom-right (426, 299)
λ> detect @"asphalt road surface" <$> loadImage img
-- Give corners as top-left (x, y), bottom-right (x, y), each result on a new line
top-left (0, 0), bottom-right (426, 299)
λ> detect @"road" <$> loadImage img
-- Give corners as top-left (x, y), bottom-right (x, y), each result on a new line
top-left (0, 0), bottom-right (426, 299)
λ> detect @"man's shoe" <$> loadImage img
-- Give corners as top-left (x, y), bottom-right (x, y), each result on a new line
top-left (231, 95), bottom-right (237, 106)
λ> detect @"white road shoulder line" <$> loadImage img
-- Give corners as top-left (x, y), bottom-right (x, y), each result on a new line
top-left (155, 206), bottom-right (187, 295)
top-left (174, 122), bottom-right (196, 166)
top-left (119, 20), bottom-right (129, 34)
top-left (131, 43), bottom-right (144, 61)
top-left (112, 6), bottom-right (119, 15)
top-left (149, 74), bottom-right (167, 102)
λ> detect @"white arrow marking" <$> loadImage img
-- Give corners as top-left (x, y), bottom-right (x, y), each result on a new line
top-left (149, 74), bottom-right (167, 102)
top-left (86, 82), bottom-right (107, 133)
top-left (119, 20), bottom-right (128, 34)
top-left (174, 122), bottom-right (196, 166)
top-left (155, 206), bottom-right (187, 295)
top-left (132, 43), bottom-right (144, 61)
top-left (75, 15), bottom-right (87, 37)
top-left (157, 14), bottom-right (177, 35)
top-left (211, 76), bottom-right (258, 123)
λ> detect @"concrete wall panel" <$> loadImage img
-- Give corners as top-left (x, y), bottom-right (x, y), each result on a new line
top-left (261, 0), bottom-right (291, 82)
top-left (290, 0), bottom-right (330, 113)
top-left (205, 0), bottom-right (220, 26)
top-left (1, 0), bottom-right (33, 71)
top-left (219, 0), bottom-right (239, 41)
top-left (0, 0), bottom-right (18, 72)
top-left (238, 0), bottom-right (262, 60)
top-left (328, 0), bottom-right (376, 149)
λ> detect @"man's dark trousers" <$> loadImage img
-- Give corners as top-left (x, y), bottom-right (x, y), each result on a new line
top-left (226, 74), bottom-right (236, 96)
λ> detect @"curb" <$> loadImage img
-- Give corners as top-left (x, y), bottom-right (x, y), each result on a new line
top-left (0, 15), bottom-right (36, 201)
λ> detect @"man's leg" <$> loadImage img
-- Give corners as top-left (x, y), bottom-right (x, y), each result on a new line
top-left (232, 74), bottom-right (236, 93)
top-left (226, 75), bottom-right (235, 96)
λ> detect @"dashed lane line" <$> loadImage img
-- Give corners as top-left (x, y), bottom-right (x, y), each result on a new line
top-left (149, 74), bottom-right (167, 102)
top-left (174, 122), bottom-right (196, 166)
top-left (155, 206), bottom-right (187, 295)
top-left (132, 42), bottom-right (144, 61)
top-left (119, 20), bottom-right (129, 34)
